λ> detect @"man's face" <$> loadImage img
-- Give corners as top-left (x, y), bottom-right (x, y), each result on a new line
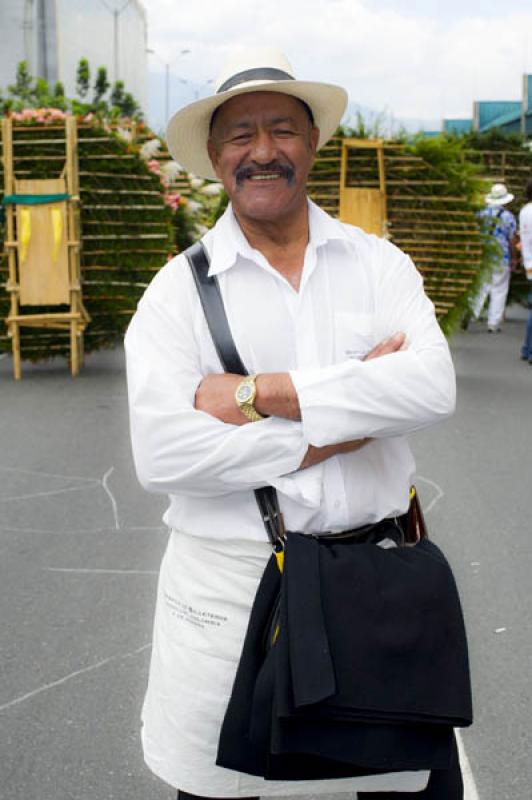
top-left (207, 91), bottom-right (319, 225)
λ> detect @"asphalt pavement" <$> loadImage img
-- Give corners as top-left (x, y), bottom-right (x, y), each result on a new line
top-left (0, 305), bottom-right (531, 800)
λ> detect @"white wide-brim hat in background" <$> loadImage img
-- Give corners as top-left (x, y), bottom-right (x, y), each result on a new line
top-left (166, 47), bottom-right (348, 181)
top-left (485, 182), bottom-right (514, 206)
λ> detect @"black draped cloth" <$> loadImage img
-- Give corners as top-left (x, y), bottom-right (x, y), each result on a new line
top-left (217, 524), bottom-right (472, 782)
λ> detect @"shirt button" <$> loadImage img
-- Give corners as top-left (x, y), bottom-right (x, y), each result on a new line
top-left (334, 500), bottom-right (341, 510)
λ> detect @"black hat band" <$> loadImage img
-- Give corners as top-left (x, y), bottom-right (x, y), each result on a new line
top-left (217, 68), bottom-right (294, 94)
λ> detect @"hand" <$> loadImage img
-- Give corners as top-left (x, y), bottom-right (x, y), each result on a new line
top-left (364, 331), bottom-right (407, 360)
top-left (299, 331), bottom-right (407, 470)
top-left (194, 373), bottom-right (249, 425)
top-left (300, 439), bottom-right (371, 469)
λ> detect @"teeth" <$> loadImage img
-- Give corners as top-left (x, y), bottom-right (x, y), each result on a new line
top-left (249, 174), bottom-right (281, 181)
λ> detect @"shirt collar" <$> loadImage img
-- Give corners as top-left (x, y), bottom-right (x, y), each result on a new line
top-left (205, 199), bottom-right (351, 277)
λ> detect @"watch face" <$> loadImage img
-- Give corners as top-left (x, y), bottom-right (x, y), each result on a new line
top-left (237, 384), bottom-right (253, 403)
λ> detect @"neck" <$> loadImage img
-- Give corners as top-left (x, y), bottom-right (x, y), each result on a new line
top-left (233, 200), bottom-right (310, 291)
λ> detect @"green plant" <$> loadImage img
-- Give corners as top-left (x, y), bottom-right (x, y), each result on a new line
top-left (8, 60), bottom-right (34, 105)
top-left (110, 80), bottom-right (125, 109)
top-left (2, 59), bottom-right (143, 121)
top-left (76, 58), bottom-right (90, 98)
top-left (93, 67), bottom-right (110, 105)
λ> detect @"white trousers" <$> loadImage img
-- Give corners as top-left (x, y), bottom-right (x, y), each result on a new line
top-left (472, 262), bottom-right (511, 328)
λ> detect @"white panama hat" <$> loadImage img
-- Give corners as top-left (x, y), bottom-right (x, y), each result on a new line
top-left (485, 182), bottom-right (514, 206)
top-left (166, 47), bottom-right (348, 181)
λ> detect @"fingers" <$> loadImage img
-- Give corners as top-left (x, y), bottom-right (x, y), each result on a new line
top-left (335, 437), bottom-right (372, 455)
top-left (364, 332), bottom-right (406, 361)
top-left (300, 438), bottom-right (373, 469)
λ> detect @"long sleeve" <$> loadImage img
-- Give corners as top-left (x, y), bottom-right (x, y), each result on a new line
top-left (290, 239), bottom-right (456, 447)
top-left (125, 259), bottom-right (308, 498)
top-left (519, 205), bottom-right (532, 271)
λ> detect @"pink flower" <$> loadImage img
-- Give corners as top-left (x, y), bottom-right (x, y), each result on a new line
top-left (84, 112), bottom-right (94, 122)
top-left (164, 192), bottom-right (181, 211)
top-left (147, 159), bottom-right (162, 175)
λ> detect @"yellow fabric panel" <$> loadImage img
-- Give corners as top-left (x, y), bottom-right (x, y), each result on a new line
top-left (51, 208), bottom-right (63, 263)
top-left (19, 208), bottom-right (31, 265)
top-left (14, 178), bottom-right (70, 306)
top-left (339, 188), bottom-right (386, 236)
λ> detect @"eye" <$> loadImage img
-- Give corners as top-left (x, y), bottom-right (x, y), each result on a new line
top-left (274, 128), bottom-right (296, 137)
top-left (230, 132), bottom-right (252, 143)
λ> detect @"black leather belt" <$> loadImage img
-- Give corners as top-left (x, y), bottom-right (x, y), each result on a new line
top-left (308, 516), bottom-right (405, 546)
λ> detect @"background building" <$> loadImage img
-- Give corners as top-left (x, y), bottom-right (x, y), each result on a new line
top-left (0, 0), bottom-right (147, 110)
top-left (443, 74), bottom-right (532, 137)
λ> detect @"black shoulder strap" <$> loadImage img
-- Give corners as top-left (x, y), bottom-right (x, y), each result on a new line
top-left (185, 241), bottom-right (248, 375)
top-left (185, 241), bottom-right (284, 546)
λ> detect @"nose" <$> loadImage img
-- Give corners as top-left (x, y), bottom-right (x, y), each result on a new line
top-left (250, 129), bottom-right (277, 164)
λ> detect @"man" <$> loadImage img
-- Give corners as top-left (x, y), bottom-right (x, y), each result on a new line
top-left (471, 182), bottom-right (517, 333)
top-left (519, 178), bottom-right (532, 362)
top-left (125, 48), bottom-right (457, 799)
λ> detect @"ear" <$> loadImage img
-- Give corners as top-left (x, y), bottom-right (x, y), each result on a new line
top-left (207, 137), bottom-right (222, 178)
top-left (309, 126), bottom-right (319, 156)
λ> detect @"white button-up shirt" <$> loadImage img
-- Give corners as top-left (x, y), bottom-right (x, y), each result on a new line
top-left (125, 200), bottom-right (455, 540)
top-left (519, 202), bottom-right (532, 273)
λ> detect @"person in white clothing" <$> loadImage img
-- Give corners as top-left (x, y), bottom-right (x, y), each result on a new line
top-left (125, 48), bottom-right (458, 800)
top-left (471, 183), bottom-right (517, 332)
top-left (519, 179), bottom-right (532, 362)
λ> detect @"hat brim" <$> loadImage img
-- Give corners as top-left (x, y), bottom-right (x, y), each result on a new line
top-left (486, 193), bottom-right (514, 205)
top-left (166, 79), bottom-right (348, 181)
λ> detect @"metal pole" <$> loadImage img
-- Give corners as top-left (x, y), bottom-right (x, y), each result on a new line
top-left (23, 0), bottom-right (35, 72)
top-left (165, 63), bottom-right (169, 123)
top-left (114, 8), bottom-right (119, 81)
top-left (36, 0), bottom-right (48, 79)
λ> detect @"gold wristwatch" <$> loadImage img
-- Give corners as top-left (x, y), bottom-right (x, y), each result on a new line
top-left (234, 374), bottom-right (265, 422)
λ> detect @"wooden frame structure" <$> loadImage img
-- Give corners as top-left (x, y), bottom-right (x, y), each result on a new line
top-left (308, 136), bottom-right (486, 322)
top-left (339, 138), bottom-right (388, 236)
top-left (2, 115), bottom-right (89, 379)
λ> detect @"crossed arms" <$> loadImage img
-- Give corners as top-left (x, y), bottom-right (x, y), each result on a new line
top-left (125, 244), bottom-right (455, 499)
top-left (195, 333), bottom-right (407, 470)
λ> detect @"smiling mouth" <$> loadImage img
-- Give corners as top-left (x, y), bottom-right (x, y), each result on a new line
top-left (248, 172), bottom-right (282, 181)
top-left (235, 163), bottom-right (295, 186)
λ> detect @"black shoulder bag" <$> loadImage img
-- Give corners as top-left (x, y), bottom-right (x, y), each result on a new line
top-left (185, 241), bottom-right (472, 783)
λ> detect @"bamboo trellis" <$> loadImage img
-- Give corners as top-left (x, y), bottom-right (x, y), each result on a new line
top-left (307, 136), bottom-right (485, 321)
top-left (0, 118), bottom-right (174, 361)
top-left (3, 121), bottom-right (532, 362)
top-left (2, 116), bottom-right (90, 377)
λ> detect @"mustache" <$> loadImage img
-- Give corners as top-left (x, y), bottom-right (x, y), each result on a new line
top-left (235, 162), bottom-right (295, 185)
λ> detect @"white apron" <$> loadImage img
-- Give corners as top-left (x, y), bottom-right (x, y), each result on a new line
top-left (141, 529), bottom-right (430, 796)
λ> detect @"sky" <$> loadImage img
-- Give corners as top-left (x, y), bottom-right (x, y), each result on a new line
top-left (142, 0), bottom-right (532, 133)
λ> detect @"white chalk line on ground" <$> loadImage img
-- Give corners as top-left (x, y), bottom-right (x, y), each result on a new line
top-left (0, 643), bottom-right (151, 713)
top-left (415, 474), bottom-right (445, 514)
top-left (0, 464), bottom-right (101, 483)
top-left (415, 478), bottom-right (480, 798)
top-left (0, 462), bottom-right (124, 531)
top-left (0, 524), bottom-right (165, 535)
top-left (456, 730), bottom-right (480, 800)
top-left (45, 567), bottom-right (158, 575)
top-left (102, 466), bottom-right (121, 530)
top-left (0, 482), bottom-right (101, 504)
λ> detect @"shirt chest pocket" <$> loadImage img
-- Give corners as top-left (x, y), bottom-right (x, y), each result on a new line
top-left (334, 312), bottom-right (377, 362)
